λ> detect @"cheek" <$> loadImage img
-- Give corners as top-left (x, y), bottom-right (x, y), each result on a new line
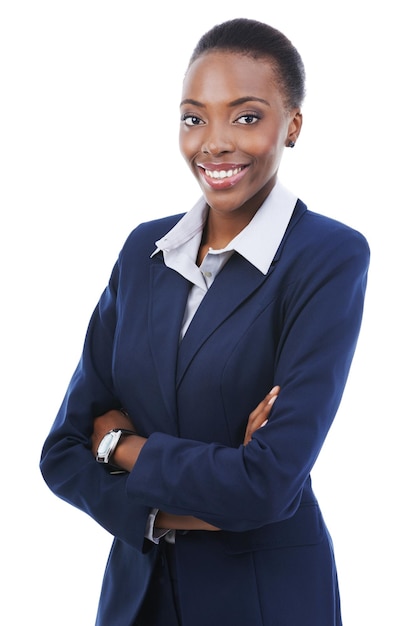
top-left (179, 129), bottom-right (198, 163)
top-left (245, 121), bottom-right (285, 158)
top-left (249, 134), bottom-right (283, 165)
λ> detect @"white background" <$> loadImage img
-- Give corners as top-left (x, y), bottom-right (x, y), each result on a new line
top-left (1, 1), bottom-right (417, 624)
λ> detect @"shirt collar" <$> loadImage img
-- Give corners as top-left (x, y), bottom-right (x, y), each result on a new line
top-left (152, 179), bottom-right (297, 275)
top-left (153, 197), bottom-right (208, 254)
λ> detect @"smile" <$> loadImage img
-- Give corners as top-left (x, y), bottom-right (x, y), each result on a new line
top-left (205, 167), bottom-right (242, 179)
top-left (197, 164), bottom-right (249, 190)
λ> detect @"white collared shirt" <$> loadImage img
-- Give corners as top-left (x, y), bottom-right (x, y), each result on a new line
top-left (152, 180), bottom-right (297, 339)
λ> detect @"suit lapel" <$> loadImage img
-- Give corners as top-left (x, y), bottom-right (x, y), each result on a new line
top-left (147, 199), bottom-right (307, 416)
top-left (176, 253), bottom-right (270, 386)
top-left (148, 255), bottom-right (190, 433)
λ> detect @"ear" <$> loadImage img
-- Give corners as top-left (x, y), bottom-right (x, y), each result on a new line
top-left (286, 109), bottom-right (303, 147)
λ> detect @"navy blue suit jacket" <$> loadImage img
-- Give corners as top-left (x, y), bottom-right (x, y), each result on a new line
top-left (40, 199), bottom-right (369, 625)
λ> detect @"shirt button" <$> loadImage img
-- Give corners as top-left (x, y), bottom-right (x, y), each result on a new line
top-left (203, 271), bottom-right (212, 278)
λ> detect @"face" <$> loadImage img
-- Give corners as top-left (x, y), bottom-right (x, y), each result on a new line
top-left (179, 51), bottom-right (302, 218)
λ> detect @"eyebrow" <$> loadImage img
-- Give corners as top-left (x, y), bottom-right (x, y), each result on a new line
top-left (180, 96), bottom-right (271, 108)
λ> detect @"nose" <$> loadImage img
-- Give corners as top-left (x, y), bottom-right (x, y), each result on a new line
top-left (201, 124), bottom-right (234, 155)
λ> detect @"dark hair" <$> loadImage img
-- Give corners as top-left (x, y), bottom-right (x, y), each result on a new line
top-left (188, 18), bottom-right (306, 110)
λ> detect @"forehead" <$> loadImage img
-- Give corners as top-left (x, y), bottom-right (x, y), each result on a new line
top-left (182, 51), bottom-right (283, 104)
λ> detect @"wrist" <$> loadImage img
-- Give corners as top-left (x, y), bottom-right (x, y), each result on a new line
top-left (112, 433), bottom-right (146, 472)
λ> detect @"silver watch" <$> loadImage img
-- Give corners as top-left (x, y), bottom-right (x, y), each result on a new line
top-left (96, 428), bottom-right (135, 464)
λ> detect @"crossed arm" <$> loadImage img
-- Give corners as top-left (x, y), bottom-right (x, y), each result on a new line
top-left (90, 386), bottom-right (280, 531)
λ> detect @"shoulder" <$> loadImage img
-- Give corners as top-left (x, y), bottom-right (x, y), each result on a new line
top-left (119, 213), bottom-right (185, 260)
top-left (286, 199), bottom-right (370, 261)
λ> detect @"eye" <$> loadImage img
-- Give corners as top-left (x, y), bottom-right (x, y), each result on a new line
top-left (235, 113), bottom-right (261, 125)
top-left (181, 114), bottom-right (204, 126)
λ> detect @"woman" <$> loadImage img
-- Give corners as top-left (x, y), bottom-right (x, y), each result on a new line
top-left (40, 18), bottom-right (370, 626)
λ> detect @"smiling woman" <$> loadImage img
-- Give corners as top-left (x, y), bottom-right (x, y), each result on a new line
top-left (40, 17), bottom-right (369, 626)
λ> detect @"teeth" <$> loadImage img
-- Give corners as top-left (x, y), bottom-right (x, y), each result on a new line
top-left (205, 167), bottom-right (242, 179)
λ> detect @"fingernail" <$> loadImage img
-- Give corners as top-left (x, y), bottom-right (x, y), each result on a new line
top-left (268, 395), bottom-right (278, 406)
top-left (261, 419), bottom-right (268, 427)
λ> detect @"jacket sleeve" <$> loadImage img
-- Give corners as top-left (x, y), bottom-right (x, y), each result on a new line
top-left (126, 226), bottom-right (370, 532)
top-left (39, 259), bottom-right (150, 551)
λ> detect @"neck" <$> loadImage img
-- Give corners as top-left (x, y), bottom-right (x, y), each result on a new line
top-left (203, 175), bottom-right (277, 248)
top-left (196, 211), bottom-right (251, 266)
top-left (203, 204), bottom-right (257, 249)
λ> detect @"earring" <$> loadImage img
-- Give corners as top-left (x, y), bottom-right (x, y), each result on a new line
top-left (287, 140), bottom-right (295, 148)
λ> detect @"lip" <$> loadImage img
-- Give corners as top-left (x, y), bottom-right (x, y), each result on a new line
top-left (196, 162), bottom-right (250, 190)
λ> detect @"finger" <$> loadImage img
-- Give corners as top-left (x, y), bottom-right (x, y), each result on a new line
top-left (250, 394), bottom-right (277, 431)
top-left (243, 411), bottom-right (269, 446)
top-left (244, 387), bottom-right (280, 445)
top-left (248, 386), bottom-right (280, 423)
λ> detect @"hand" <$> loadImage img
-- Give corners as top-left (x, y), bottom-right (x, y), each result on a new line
top-left (243, 385), bottom-right (280, 446)
top-left (91, 409), bottom-right (137, 458)
top-left (155, 511), bottom-right (219, 531)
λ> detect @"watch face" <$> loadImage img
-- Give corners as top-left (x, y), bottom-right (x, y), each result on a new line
top-left (97, 432), bottom-right (114, 456)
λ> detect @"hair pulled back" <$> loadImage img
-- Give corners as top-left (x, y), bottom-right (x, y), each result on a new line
top-left (188, 18), bottom-right (306, 110)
